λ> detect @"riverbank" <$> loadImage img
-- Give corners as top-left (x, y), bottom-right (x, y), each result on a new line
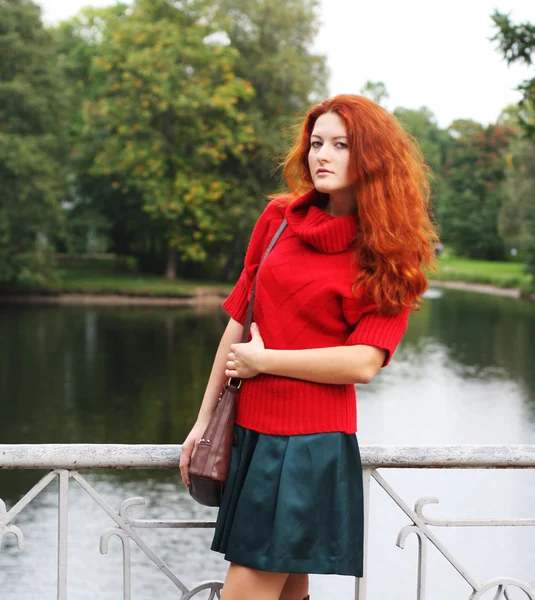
top-left (428, 280), bottom-right (523, 298)
top-left (0, 290), bottom-right (226, 306)
top-left (2, 279), bottom-right (534, 306)
top-left (0, 257), bottom-right (533, 305)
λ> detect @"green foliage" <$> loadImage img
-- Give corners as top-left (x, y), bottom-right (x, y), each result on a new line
top-left (432, 256), bottom-right (530, 288)
top-left (498, 138), bottom-right (535, 252)
top-left (360, 81), bottom-right (389, 106)
top-left (53, 0), bottom-right (328, 280)
top-left (492, 11), bottom-right (535, 138)
top-left (0, 0), bottom-right (67, 283)
top-left (393, 106), bottom-right (454, 221)
top-left (211, 0), bottom-right (328, 277)
top-left (439, 123), bottom-right (517, 260)
top-left (67, 0), bottom-right (257, 278)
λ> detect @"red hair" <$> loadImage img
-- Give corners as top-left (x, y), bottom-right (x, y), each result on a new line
top-left (279, 94), bottom-right (438, 314)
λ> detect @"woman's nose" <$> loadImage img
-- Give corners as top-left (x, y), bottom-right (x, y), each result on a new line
top-left (317, 145), bottom-right (331, 161)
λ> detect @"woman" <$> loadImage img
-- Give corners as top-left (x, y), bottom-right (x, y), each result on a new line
top-left (180, 94), bottom-right (437, 600)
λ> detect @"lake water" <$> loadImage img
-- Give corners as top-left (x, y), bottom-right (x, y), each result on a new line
top-left (1, 288), bottom-right (535, 599)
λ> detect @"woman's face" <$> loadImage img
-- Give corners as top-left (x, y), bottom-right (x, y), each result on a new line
top-left (308, 112), bottom-right (353, 196)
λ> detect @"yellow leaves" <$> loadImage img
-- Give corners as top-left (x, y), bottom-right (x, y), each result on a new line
top-left (158, 100), bottom-right (169, 111)
top-left (134, 78), bottom-right (143, 88)
top-left (112, 181), bottom-right (120, 189)
top-left (113, 32), bottom-right (122, 42)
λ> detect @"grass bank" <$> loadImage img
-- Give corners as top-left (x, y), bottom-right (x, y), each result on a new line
top-left (432, 257), bottom-right (531, 290)
top-left (0, 255), bottom-right (533, 301)
top-left (0, 258), bottom-right (231, 299)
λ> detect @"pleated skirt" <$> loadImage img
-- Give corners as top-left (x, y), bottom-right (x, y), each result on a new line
top-left (211, 425), bottom-right (364, 577)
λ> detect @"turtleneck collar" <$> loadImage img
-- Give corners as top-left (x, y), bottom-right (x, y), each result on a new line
top-left (285, 189), bottom-right (357, 253)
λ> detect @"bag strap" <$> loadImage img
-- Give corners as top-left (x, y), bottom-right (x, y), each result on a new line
top-left (240, 218), bottom-right (288, 344)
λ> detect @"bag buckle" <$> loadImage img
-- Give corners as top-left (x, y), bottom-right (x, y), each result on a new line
top-left (227, 377), bottom-right (242, 389)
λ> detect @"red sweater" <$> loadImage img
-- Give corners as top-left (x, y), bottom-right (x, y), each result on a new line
top-left (222, 189), bottom-right (409, 435)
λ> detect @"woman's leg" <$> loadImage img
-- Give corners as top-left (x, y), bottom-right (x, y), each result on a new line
top-left (221, 563), bottom-right (289, 600)
top-left (278, 573), bottom-right (309, 600)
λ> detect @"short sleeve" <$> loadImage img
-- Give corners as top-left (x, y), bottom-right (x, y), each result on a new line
top-left (222, 201), bottom-right (285, 325)
top-left (342, 300), bottom-right (410, 366)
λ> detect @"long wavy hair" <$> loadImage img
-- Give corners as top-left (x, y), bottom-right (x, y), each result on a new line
top-left (280, 94), bottom-right (438, 314)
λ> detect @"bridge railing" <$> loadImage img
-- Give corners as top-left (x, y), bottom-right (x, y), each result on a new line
top-left (2, 444), bottom-right (535, 600)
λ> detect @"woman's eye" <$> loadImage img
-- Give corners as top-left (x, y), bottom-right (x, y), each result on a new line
top-left (311, 141), bottom-right (322, 148)
top-left (336, 142), bottom-right (348, 149)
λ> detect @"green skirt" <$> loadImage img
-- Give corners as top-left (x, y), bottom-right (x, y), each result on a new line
top-left (211, 425), bottom-right (364, 577)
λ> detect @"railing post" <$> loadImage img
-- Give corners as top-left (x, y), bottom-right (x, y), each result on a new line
top-left (355, 468), bottom-right (371, 600)
top-left (57, 470), bottom-right (69, 600)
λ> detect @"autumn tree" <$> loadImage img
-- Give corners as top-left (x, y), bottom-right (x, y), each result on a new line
top-left (75, 0), bottom-right (256, 279)
top-left (439, 122), bottom-right (516, 260)
top-left (56, 0), bottom-right (327, 279)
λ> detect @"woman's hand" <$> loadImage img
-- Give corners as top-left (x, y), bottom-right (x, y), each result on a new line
top-left (225, 322), bottom-right (265, 379)
top-left (179, 420), bottom-right (209, 488)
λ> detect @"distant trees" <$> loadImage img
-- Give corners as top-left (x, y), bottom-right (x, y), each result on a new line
top-left (492, 11), bottom-right (535, 138)
top-left (360, 81), bottom-right (389, 107)
top-left (55, 0), bottom-right (327, 280)
top-left (493, 11), bottom-right (535, 278)
top-left (439, 123), bottom-right (516, 259)
top-left (0, 0), bottom-right (67, 283)
top-left (1, 2), bottom-right (535, 286)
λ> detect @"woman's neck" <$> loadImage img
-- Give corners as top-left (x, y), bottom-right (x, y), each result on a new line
top-left (324, 189), bottom-right (356, 217)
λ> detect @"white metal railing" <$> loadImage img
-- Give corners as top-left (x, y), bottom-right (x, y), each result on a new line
top-left (2, 444), bottom-right (535, 600)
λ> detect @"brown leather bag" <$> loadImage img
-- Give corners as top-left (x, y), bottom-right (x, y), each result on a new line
top-left (188, 218), bottom-right (288, 507)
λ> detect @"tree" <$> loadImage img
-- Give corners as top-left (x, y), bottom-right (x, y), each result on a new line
top-left (393, 106), bottom-right (454, 223)
top-left (0, 0), bottom-right (67, 283)
top-left (498, 137), bottom-right (535, 254)
top-left (56, 0), bottom-right (328, 280)
top-left (77, 0), bottom-right (256, 279)
top-left (360, 81), bottom-right (389, 107)
top-left (54, 4), bottom-right (155, 265)
top-left (492, 11), bottom-right (535, 138)
top-left (212, 0), bottom-right (328, 278)
top-left (439, 123), bottom-right (516, 260)
top-left (493, 13), bottom-right (535, 282)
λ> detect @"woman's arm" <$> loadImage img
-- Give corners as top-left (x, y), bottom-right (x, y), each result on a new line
top-left (196, 317), bottom-right (244, 423)
top-left (179, 317), bottom-right (243, 487)
top-left (225, 322), bottom-right (386, 385)
top-left (258, 344), bottom-right (386, 384)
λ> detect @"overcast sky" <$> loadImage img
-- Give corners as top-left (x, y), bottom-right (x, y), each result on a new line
top-left (39, 0), bottom-right (534, 128)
